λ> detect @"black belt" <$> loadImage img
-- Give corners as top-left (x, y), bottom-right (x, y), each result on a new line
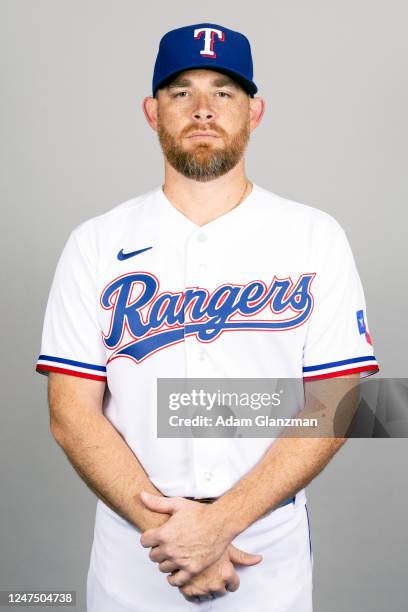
top-left (182, 495), bottom-right (296, 508)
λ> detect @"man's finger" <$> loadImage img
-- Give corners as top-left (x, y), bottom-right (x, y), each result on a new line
top-left (181, 589), bottom-right (221, 602)
top-left (180, 593), bottom-right (201, 603)
top-left (228, 544), bottom-right (263, 566)
top-left (225, 573), bottom-right (240, 592)
top-left (149, 545), bottom-right (170, 563)
top-left (158, 559), bottom-right (178, 573)
top-left (167, 570), bottom-right (191, 587)
top-left (139, 491), bottom-right (181, 514)
top-left (140, 528), bottom-right (161, 548)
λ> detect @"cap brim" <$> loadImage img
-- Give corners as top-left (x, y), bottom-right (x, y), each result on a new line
top-left (154, 64), bottom-right (258, 97)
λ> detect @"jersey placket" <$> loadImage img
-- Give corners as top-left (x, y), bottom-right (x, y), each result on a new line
top-left (183, 224), bottom-right (232, 498)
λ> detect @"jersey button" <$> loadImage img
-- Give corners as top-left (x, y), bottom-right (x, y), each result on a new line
top-left (199, 263), bottom-right (207, 272)
top-left (204, 471), bottom-right (213, 482)
top-left (197, 233), bottom-right (207, 242)
top-left (198, 350), bottom-right (207, 361)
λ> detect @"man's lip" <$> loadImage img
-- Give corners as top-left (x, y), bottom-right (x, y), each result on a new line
top-left (187, 132), bottom-right (220, 138)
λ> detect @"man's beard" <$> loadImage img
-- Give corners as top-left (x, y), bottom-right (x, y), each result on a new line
top-left (157, 118), bottom-right (250, 182)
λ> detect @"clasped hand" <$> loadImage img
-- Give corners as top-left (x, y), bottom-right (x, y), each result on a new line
top-left (139, 491), bottom-right (262, 601)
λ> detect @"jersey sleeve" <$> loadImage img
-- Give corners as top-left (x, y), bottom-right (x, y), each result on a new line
top-left (302, 218), bottom-right (380, 381)
top-left (35, 225), bottom-right (107, 382)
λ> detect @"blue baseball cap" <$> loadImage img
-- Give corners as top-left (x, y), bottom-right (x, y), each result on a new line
top-left (152, 23), bottom-right (258, 98)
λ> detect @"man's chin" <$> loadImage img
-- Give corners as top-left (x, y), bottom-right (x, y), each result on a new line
top-left (184, 141), bottom-right (222, 151)
top-left (181, 147), bottom-right (220, 162)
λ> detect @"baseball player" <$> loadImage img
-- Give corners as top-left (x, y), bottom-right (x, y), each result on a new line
top-left (35, 23), bottom-right (380, 612)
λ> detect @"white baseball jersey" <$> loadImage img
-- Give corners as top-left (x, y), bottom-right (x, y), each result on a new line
top-left (35, 183), bottom-right (379, 611)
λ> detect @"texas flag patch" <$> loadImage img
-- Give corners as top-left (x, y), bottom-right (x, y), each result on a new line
top-left (356, 309), bottom-right (373, 345)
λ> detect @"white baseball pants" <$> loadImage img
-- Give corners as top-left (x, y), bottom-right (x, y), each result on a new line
top-left (86, 496), bottom-right (313, 612)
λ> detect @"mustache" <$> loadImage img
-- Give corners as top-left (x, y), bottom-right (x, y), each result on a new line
top-left (182, 125), bottom-right (226, 138)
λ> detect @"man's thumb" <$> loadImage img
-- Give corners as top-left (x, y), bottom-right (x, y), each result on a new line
top-left (139, 490), bottom-right (179, 514)
top-left (228, 544), bottom-right (263, 566)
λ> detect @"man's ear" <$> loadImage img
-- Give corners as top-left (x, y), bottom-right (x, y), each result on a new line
top-left (142, 96), bottom-right (158, 131)
top-left (249, 96), bottom-right (266, 132)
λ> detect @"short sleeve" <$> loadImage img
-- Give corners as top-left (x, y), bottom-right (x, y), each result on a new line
top-left (35, 226), bottom-right (107, 381)
top-left (302, 219), bottom-right (380, 381)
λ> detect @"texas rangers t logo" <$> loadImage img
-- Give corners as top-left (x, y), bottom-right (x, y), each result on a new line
top-left (194, 27), bottom-right (225, 58)
top-left (101, 272), bottom-right (316, 363)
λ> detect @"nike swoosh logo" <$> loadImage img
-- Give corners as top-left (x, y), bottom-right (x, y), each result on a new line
top-left (117, 246), bottom-right (152, 261)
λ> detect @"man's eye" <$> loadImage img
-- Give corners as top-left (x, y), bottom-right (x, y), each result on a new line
top-left (172, 91), bottom-right (231, 98)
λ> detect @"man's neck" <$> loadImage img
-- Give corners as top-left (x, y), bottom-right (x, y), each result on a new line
top-left (161, 161), bottom-right (251, 226)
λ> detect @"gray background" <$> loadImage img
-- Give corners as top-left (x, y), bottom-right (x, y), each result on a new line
top-left (1, 0), bottom-right (407, 610)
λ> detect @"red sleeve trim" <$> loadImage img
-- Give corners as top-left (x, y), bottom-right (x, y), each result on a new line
top-left (303, 364), bottom-right (379, 382)
top-left (36, 364), bottom-right (107, 382)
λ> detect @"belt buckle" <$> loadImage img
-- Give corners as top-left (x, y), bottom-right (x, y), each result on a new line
top-left (186, 497), bottom-right (217, 504)
top-left (195, 497), bottom-right (216, 504)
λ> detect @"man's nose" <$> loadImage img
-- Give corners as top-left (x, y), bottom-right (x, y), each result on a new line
top-left (192, 96), bottom-right (216, 122)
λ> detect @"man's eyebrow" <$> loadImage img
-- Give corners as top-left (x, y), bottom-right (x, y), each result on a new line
top-left (166, 76), bottom-right (239, 89)
top-left (212, 76), bottom-right (239, 88)
top-left (167, 79), bottom-right (193, 89)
